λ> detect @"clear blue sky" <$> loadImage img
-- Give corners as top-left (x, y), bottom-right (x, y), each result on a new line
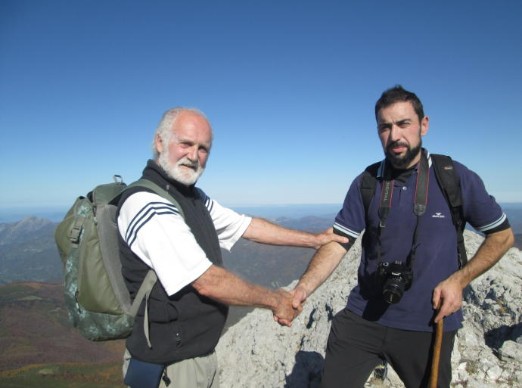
top-left (1, 0), bottom-right (521, 214)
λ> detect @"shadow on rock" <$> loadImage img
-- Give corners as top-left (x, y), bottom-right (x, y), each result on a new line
top-left (485, 322), bottom-right (522, 350)
top-left (285, 350), bottom-right (325, 388)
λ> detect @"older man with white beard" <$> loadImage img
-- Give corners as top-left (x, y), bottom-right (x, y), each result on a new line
top-left (117, 107), bottom-right (346, 388)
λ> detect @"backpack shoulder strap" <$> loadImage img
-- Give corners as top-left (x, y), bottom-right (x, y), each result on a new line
top-left (431, 154), bottom-right (468, 267)
top-left (123, 178), bottom-right (187, 348)
top-left (127, 178), bottom-right (185, 219)
top-left (129, 269), bottom-right (158, 348)
top-left (431, 155), bottom-right (462, 209)
top-left (360, 162), bottom-right (380, 217)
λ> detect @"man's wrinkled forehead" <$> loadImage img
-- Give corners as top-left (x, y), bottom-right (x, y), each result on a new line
top-left (171, 114), bottom-right (213, 147)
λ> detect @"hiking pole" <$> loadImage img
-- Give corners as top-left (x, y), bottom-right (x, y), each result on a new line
top-left (429, 317), bottom-right (444, 388)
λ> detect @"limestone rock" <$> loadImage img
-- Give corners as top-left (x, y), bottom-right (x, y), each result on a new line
top-left (217, 231), bottom-right (522, 387)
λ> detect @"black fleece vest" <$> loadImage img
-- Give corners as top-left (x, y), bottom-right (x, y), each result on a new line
top-left (118, 160), bottom-right (228, 364)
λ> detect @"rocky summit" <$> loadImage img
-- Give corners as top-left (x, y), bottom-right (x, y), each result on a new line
top-left (217, 231), bottom-right (522, 387)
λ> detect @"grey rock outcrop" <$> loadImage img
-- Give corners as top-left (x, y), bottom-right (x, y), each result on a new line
top-left (217, 231), bottom-right (521, 387)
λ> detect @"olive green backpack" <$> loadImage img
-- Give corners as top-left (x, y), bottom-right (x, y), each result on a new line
top-left (55, 175), bottom-right (182, 342)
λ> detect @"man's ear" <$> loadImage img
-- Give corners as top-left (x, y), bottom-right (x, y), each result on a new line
top-left (420, 115), bottom-right (430, 136)
top-left (155, 134), bottom-right (164, 155)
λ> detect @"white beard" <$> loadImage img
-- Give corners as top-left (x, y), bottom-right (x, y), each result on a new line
top-left (158, 151), bottom-right (204, 186)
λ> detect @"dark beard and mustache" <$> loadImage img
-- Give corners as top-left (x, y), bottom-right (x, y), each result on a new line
top-left (385, 141), bottom-right (422, 169)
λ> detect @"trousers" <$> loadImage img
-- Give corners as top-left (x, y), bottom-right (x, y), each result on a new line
top-left (123, 349), bottom-right (219, 388)
top-left (321, 309), bottom-right (456, 388)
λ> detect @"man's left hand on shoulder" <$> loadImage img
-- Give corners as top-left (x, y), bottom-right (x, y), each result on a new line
top-left (314, 228), bottom-right (349, 249)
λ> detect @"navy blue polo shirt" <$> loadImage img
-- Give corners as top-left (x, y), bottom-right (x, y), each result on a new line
top-left (333, 150), bottom-right (508, 332)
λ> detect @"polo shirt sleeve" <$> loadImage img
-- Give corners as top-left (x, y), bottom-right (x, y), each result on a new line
top-left (333, 174), bottom-right (367, 241)
top-left (456, 161), bottom-right (510, 234)
top-left (118, 191), bottom-right (212, 296)
top-left (197, 189), bottom-right (252, 251)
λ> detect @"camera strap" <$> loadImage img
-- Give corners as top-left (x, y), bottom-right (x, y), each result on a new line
top-left (376, 151), bottom-right (430, 268)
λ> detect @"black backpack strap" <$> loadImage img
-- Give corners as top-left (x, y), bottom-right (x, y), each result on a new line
top-left (361, 162), bottom-right (380, 219)
top-left (431, 154), bottom-right (468, 267)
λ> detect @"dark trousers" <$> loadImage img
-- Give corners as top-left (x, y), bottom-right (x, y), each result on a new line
top-left (321, 309), bottom-right (456, 388)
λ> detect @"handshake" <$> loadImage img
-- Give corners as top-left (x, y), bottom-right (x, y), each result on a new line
top-left (271, 286), bottom-right (308, 327)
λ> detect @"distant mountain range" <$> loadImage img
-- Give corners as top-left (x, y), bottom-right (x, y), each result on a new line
top-left (0, 217), bottom-right (62, 285)
top-left (0, 213), bottom-right (332, 286)
top-left (0, 204), bottom-right (521, 286)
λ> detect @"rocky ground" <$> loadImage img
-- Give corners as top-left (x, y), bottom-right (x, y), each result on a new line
top-left (217, 231), bottom-right (522, 387)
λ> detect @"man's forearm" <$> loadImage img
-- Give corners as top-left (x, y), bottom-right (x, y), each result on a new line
top-left (242, 218), bottom-right (348, 249)
top-left (242, 218), bottom-right (319, 248)
top-left (193, 265), bottom-right (299, 324)
top-left (432, 227), bottom-right (514, 322)
top-left (451, 228), bottom-right (514, 288)
top-left (193, 265), bottom-right (280, 309)
top-left (296, 241), bottom-right (347, 297)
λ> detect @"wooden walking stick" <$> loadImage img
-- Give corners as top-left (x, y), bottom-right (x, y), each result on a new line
top-left (429, 317), bottom-right (444, 388)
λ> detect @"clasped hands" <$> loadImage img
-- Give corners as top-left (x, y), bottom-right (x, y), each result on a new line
top-left (272, 286), bottom-right (308, 327)
top-left (270, 227), bottom-right (347, 327)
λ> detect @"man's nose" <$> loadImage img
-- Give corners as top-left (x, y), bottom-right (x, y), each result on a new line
top-left (389, 124), bottom-right (401, 141)
top-left (186, 145), bottom-right (198, 161)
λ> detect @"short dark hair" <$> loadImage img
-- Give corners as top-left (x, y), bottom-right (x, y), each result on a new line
top-left (375, 85), bottom-right (425, 122)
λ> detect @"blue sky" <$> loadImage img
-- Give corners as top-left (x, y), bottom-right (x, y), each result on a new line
top-left (1, 0), bottom-right (521, 216)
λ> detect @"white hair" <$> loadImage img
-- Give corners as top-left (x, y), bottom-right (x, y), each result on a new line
top-left (151, 107), bottom-right (210, 159)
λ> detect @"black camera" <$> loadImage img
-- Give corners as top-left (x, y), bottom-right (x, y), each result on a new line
top-left (376, 261), bottom-right (413, 304)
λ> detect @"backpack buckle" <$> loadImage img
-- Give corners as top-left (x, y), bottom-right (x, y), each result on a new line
top-left (69, 218), bottom-right (83, 246)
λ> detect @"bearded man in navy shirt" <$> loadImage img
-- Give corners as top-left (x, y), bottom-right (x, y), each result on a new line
top-left (284, 86), bottom-right (515, 387)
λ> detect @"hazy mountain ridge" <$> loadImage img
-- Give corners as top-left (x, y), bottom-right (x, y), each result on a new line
top-left (0, 217), bottom-right (62, 285)
top-left (0, 214), bottom-right (334, 287)
top-left (1, 208), bottom-right (519, 287)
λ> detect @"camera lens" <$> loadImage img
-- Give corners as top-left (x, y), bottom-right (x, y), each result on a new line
top-left (377, 261), bottom-right (413, 304)
top-left (382, 278), bottom-right (406, 304)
